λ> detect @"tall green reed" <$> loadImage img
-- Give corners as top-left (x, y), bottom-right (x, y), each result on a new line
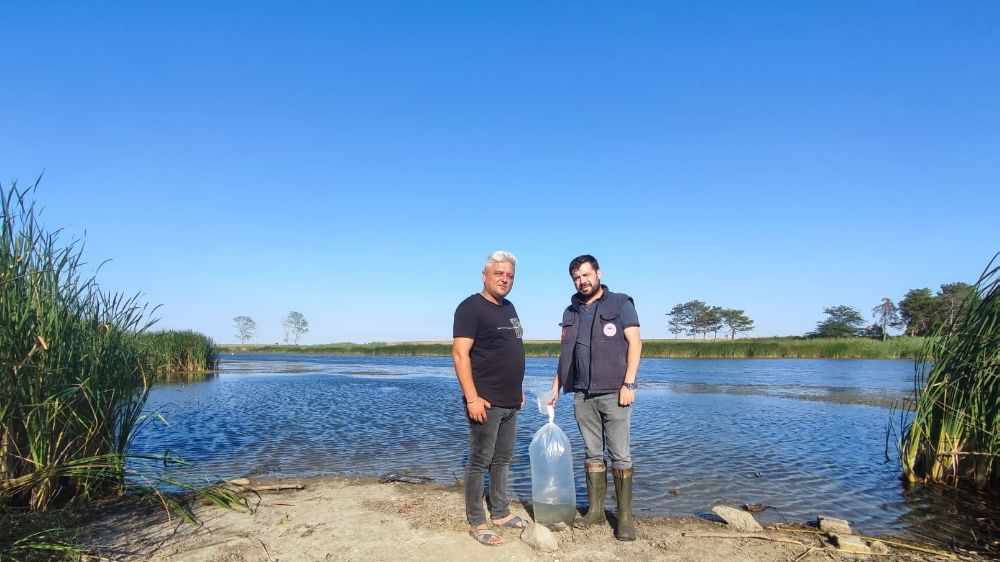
top-left (2, 181), bottom-right (248, 560)
top-left (1, 179), bottom-right (155, 511)
top-left (1, 181), bottom-right (249, 560)
top-left (901, 254), bottom-right (999, 490)
top-left (139, 330), bottom-right (218, 376)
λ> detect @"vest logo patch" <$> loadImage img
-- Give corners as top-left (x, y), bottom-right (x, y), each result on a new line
top-left (603, 323), bottom-right (617, 337)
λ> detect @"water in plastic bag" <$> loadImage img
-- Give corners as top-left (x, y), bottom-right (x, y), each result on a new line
top-left (529, 401), bottom-right (576, 528)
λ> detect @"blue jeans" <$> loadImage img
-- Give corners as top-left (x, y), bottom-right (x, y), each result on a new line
top-left (464, 405), bottom-right (518, 526)
top-left (574, 391), bottom-right (632, 470)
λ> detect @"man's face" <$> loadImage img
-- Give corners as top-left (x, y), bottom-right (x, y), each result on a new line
top-left (572, 262), bottom-right (601, 297)
top-left (482, 260), bottom-right (515, 301)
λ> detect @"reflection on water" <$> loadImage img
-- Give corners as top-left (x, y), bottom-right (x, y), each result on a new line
top-left (130, 354), bottom-right (995, 551)
top-left (157, 372), bottom-right (219, 384)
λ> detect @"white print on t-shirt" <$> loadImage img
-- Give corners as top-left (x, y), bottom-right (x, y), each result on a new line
top-left (497, 318), bottom-right (524, 338)
top-left (603, 323), bottom-right (617, 337)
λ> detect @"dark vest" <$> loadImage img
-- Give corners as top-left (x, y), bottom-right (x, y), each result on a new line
top-left (557, 288), bottom-right (632, 393)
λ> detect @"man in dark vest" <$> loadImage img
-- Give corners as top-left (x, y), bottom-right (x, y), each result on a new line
top-left (549, 254), bottom-right (642, 541)
top-left (453, 250), bottom-right (527, 546)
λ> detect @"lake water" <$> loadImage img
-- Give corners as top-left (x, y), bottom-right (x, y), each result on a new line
top-left (130, 354), bottom-right (997, 548)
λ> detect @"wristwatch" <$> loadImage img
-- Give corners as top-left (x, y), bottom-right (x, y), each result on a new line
top-left (623, 381), bottom-right (637, 390)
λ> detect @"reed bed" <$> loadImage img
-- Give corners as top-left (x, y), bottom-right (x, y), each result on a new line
top-left (1, 181), bottom-right (155, 512)
top-left (901, 255), bottom-right (999, 490)
top-left (219, 337), bottom-right (925, 359)
top-left (139, 330), bottom-right (219, 377)
top-left (643, 337), bottom-right (926, 359)
top-left (1, 181), bottom-right (243, 560)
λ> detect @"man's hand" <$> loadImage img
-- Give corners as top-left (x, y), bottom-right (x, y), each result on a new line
top-left (466, 396), bottom-right (492, 423)
top-left (619, 386), bottom-right (635, 407)
top-left (520, 391), bottom-right (526, 408)
top-left (546, 376), bottom-right (559, 406)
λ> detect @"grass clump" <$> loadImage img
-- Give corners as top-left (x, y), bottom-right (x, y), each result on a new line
top-left (901, 254), bottom-right (1000, 490)
top-left (139, 330), bottom-right (219, 377)
top-left (0, 180), bottom-right (244, 559)
top-left (1, 180), bottom-right (154, 512)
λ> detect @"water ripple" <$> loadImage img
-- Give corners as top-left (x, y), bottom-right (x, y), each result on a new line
top-left (131, 354), bottom-right (996, 549)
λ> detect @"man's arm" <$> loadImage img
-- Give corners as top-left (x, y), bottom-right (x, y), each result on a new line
top-left (619, 326), bottom-right (642, 406)
top-left (452, 337), bottom-right (490, 422)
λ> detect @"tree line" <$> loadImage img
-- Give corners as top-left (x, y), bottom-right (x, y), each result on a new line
top-left (808, 282), bottom-right (977, 339)
top-left (667, 281), bottom-right (977, 341)
top-left (236, 283), bottom-right (975, 346)
top-left (233, 311), bottom-right (310, 347)
top-left (666, 301), bottom-right (754, 339)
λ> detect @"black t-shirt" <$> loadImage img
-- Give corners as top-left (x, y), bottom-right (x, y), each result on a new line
top-left (453, 293), bottom-right (525, 408)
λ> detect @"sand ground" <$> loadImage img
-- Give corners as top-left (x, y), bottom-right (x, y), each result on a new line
top-left (79, 475), bottom-right (966, 562)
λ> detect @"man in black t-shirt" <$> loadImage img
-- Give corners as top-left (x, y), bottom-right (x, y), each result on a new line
top-left (452, 250), bottom-right (526, 546)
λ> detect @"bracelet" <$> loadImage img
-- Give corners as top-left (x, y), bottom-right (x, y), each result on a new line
top-left (466, 396), bottom-right (479, 404)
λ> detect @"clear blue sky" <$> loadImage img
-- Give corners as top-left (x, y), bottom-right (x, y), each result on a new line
top-left (2, 2), bottom-right (997, 344)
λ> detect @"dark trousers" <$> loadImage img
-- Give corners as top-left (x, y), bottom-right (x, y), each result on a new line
top-left (464, 406), bottom-right (518, 526)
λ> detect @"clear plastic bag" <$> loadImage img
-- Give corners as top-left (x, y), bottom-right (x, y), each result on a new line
top-left (529, 402), bottom-right (576, 528)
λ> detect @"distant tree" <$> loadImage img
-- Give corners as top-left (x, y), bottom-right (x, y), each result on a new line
top-left (669, 301), bottom-right (754, 339)
top-left (283, 311), bottom-right (310, 345)
top-left (899, 283), bottom-right (979, 336)
top-left (233, 316), bottom-right (256, 349)
top-left (858, 323), bottom-right (886, 340)
top-left (666, 303), bottom-right (688, 339)
top-left (683, 300), bottom-right (711, 338)
top-left (809, 305), bottom-right (865, 338)
top-left (899, 288), bottom-right (935, 336)
top-left (871, 298), bottom-right (903, 341)
top-left (667, 300), bottom-right (708, 338)
top-left (720, 309), bottom-right (755, 339)
top-left (935, 282), bottom-right (978, 329)
top-left (702, 306), bottom-right (724, 339)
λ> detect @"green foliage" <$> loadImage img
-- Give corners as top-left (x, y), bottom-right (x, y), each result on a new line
top-left (935, 282), bottom-right (979, 328)
top-left (901, 254), bottom-right (1000, 490)
top-left (1, 181), bottom-right (245, 560)
top-left (232, 316), bottom-right (256, 347)
top-left (871, 297), bottom-right (903, 341)
top-left (666, 303), bottom-right (687, 338)
top-left (218, 337), bottom-right (925, 359)
top-left (1, 180), bottom-right (154, 512)
top-left (720, 309), bottom-right (754, 339)
top-left (666, 301), bottom-right (752, 340)
top-left (809, 305), bottom-right (865, 338)
top-left (900, 284), bottom-right (980, 337)
top-left (857, 323), bottom-right (886, 340)
top-left (641, 337), bottom-right (924, 359)
top-left (899, 288), bottom-right (936, 336)
top-left (283, 311), bottom-right (309, 345)
top-left (138, 330), bottom-right (218, 376)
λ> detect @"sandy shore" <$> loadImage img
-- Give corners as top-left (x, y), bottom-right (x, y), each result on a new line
top-left (80, 475), bottom-right (963, 561)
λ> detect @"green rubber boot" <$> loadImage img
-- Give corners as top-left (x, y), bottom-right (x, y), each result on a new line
top-left (613, 467), bottom-right (636, 541)
top-left (574, 462), bottom-right (607, 529)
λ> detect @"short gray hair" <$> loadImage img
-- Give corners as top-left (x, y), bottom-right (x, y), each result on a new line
top-left (485, 250), bottom-right (517, 269)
